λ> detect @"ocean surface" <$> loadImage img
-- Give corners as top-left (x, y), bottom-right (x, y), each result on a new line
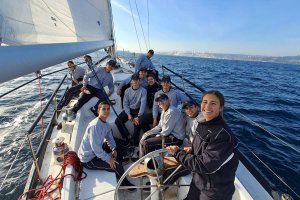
top-left (0, 52), bottom-right (299, 199)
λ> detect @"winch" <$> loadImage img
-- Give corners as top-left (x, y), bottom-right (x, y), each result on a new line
top-left (144, 154), bottom-right (164, 176)
top-left (52, 136), bottom-right (69, 165)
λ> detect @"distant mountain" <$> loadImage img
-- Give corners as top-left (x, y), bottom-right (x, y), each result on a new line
top-left (159, 51), bottom-right (300, 65)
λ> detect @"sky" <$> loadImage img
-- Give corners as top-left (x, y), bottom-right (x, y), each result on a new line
top-left (111, 0), bottom-right (300, 57)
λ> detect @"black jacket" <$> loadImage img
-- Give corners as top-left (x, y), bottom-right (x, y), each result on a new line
top-left (146, 82), bottom-right (161, 109)
top-left (175, 115), bottom-right (239, 199)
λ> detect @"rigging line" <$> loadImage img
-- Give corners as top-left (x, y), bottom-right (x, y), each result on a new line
top-left (238, 140), bottom-right (300, 198)
top-left (39, 0), bottom-right (85, 41)
top-left (0, 68), bottom-right (68, 99)
top-left (147, 0), bottom-right (150, 48)
top-left (227, 104), bottom-right (300, 154)
top-left (134, 0), bottom-right (148, 50)
top-left (128, 0), bottom-right (142, 53)
top-left (0, 137), bottom-right (26, 192)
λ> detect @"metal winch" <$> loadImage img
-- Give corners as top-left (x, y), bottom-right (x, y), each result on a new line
top-left (144, 154), bottom-right (164, 176)
top-left (52, 136), bottom-right (69, 165)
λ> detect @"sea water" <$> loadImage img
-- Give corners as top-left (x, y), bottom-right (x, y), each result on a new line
top-left (0, 53), bottom-right (299, 199)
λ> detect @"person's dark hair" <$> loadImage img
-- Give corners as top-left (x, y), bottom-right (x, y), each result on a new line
top-left (67, 60), bottom-right (74, 65)
top-left (201, 90), bottom-right (225, 107)
top-left (148, 49), bottom-right (154, 55)
top-left (98, 101), bottom-right (110, 109)
top-left (147, 73), bottom-right (156, 79)
top-left (84, 55), bottom-right (92, 60)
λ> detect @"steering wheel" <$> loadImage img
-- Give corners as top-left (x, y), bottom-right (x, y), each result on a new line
top-left (114, 149), bottom-right (185, 200)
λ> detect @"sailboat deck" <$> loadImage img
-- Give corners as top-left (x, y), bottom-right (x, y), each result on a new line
top-left (37, 61), bottom-right (274, 200)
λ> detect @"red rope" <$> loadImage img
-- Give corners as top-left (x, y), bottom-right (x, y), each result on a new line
top-left (18, 151), bottom-right (86, 200)
top-left (36, 72), bottom-right (45, 138)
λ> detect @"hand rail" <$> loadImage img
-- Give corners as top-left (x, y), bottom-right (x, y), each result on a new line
top-left (161, 65), bottom-right (206, 93)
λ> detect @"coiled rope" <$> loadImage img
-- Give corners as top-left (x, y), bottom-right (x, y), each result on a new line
top-left (18, 151), bottom-right (86, 200)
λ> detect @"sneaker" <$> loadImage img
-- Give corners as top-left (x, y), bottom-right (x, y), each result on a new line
top-left (90, 107), bottom-right (98, 117)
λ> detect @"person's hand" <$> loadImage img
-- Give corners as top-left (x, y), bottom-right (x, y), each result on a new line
top-left (184, 147), bottom-right (192, 154)
top-left (80, 86), bottom-right (87, 92)
top-left (133, 117), bottom-right (139, 125)
top-left (112, 150), bottom-right (117, 159)
top-left (117, 89), bottom-right (121, 96)
top-left (166, 145), bottom-right (179, 155)
top-left (128, 114), bottom-right (133, 121)
top-left (152, 118), bottom-right (157, 127)
top-left (107, 158), bottom-right (119, 169)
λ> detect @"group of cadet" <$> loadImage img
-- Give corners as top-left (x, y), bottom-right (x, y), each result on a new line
top-left (62, 50), bottom-right (238, 199)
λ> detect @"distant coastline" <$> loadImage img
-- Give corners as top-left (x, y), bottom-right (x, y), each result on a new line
top-left (118, 50), bottom-right (300, 65)
top-left (159, 51), bottom-right (300, 65)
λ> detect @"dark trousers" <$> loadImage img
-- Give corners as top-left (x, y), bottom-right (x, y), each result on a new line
top-left (115, 109), bottom-right (142, 145)
top-left (142, 134), bottom-right (183, 155)
top-left (185, 181), bottom-right (235, 200)
top-left (59, 83), bottom-right (82, 109)
top-left (82, 142), bottom-right (132, 186)
top-left (140, 112), bottom-right (161, 133)
top-left (120, 83), bottom-right (130, 108)
top-left (163, 165), bottom-right (190, 186)
top-left (72, 85), bottom-right (106, 113)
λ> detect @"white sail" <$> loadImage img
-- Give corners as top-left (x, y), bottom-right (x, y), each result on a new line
top-left (0, 0), bottom-right (113, 44)
top-left (0, 0), bottom-right (115, 83)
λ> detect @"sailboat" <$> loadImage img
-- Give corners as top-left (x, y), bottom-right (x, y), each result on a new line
top-left (0, 0), bottom-right (296, 199)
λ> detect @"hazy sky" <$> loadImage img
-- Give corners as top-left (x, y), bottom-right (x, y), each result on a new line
top-left (111, 0), bottom-right (300, 57)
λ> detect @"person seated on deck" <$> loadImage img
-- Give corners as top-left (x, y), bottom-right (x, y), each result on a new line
top-left (135, 49), bottom-right (158, 80)
top-left (182, 100), bottom-right (204, 146)
top-left (140, 93), bottom-right (185, 155)
top-left (57, 60), bottom-right (85, 110)
top-left (78, 101), bottom-right (135, 190)
top-left (116, 68), bottom-right (148, 108)
top-left (140, 75), bottom-right (190, 133)
top-left (115, 74), bottom-right (147, 146)
top-left (165, 90), bottom-right (239, 200)
top-left (71, 59), bottom-right (116, 116)
top-left (146, 73), bottom-right (161, 109)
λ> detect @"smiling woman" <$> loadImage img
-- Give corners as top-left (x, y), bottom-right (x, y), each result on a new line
top-left (201, 90), bottom-right (225, 121)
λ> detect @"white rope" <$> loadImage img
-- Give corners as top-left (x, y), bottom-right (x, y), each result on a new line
top-left (0, 137), bottom-right (26, 191)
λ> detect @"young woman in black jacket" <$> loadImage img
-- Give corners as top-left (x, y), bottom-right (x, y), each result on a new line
top-left (166, 90), bottom-right (239, 200)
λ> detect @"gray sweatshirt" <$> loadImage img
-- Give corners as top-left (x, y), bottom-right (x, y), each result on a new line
top-left (135, 54), bottom-right (155, 72)
top-left (71, 66), bottom-right (85, 81)
top-left (185, 112), bottom-right (205, 143)
top-left (150, 106), bottom-right (185, 140)
top-left (78, 118), bottom-right (116, 162)
top-left (123, 86), bottom-right (147, 117)
top-left (83, 67), bottom-right (114, 93)
top-left (152, 88), bottom-right (189, 118)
